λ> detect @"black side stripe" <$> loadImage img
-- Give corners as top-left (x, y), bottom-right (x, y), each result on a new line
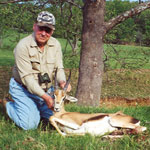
top-left (83, 115), bottom-right (109, 123)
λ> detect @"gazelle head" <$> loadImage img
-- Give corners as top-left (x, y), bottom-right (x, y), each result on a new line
top-left (53, 69), bottom-right (78, 112)
top-left (54, 89), bottom-right (66, 112)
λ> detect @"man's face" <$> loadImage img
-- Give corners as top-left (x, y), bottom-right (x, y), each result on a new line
top-left (33, 23), bottom-right (53, 45)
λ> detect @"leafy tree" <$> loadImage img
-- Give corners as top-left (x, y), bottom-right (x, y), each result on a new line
top-left (134, 9), bottom-right (150, 45)
top-left (0, 2), bottom-right (44, 48)
top-left (76, 1), bottom-right (150, 106)
top-left (1, 0), bottom-right (150, 106)
top-left (47, 1), bottom-right (82, 68)
top-left (105, 0), bottom-right (137, 44)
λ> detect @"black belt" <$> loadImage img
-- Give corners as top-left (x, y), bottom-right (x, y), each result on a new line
top-left (14, 78), bottom-right (27, 90)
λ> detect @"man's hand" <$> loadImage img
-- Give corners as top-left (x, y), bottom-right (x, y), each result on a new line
top-left (59, 81), bottom-right (71, 92)
top-left (41, 93), bottom-right (54, 108)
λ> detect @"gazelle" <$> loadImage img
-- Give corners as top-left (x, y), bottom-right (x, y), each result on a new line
top-left (49, 70), bottom-right (146, 137)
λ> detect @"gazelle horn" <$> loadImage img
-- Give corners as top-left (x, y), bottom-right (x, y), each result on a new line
top-left (54, 68), bottom-right (59, 90)
top-left (64, 70), bottom-right (71, 91)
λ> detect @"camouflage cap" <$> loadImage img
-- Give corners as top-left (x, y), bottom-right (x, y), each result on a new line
top-left (37, 11), bottom-right (55, 30)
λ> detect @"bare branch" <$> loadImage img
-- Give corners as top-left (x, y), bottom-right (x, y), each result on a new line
top-left (0, 0), bottom-right (32, 4)
top-left (105, 2), bottom-right (150, 34)
top-left (64, 0), bottom-right (82, 9)
top-left (66, 4), bottom-right (73, 26)
top-left (46, 0), bottom-right (60, 5)
top-left (0, 0), bottom-right (62, 5)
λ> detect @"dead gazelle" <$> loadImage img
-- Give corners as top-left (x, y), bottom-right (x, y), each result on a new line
top-left (49, 70), bottom-right (147, 137)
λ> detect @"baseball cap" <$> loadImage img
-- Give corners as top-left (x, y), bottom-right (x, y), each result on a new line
top-left (37, 11), bottom-right (55, 30)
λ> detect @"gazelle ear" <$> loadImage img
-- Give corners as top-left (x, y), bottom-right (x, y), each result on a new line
top-left (65, 95), bottom-right (78, 102)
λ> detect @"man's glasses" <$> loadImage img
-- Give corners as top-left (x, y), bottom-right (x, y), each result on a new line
top-left (38, 26), bottom-right (52, 34)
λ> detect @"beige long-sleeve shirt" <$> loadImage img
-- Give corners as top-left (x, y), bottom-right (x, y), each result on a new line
top-left (12, 33), bottom-right (66, 97)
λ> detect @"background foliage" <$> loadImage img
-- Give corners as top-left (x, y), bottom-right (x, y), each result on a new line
top-left (1, 0), bottom-right (150, 46)
top-left (1, 0), bottom-right (150, 70)
top-left (0, 1), bottom-right (150, 148)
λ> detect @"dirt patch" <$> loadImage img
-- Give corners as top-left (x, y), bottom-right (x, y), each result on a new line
top-left (0, 67), bottom-right (150, 107)
top-left (0, 66), bottom-right (12, 98)
top-left (100, 97), bottom-right (150, 107)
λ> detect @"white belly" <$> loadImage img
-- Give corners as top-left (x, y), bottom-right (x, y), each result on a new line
top-left (58, 116), bottom-right (117, 136)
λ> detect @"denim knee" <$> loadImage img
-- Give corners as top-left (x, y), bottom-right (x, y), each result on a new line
top-left (19, 114), bottom-right (40, 130)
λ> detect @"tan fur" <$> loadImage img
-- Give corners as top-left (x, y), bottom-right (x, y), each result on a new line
top-left (50, 90), bottom-right (146, 137)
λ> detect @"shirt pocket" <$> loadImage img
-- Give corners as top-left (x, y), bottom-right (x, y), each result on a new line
top-left (46, 58), bottom-right (55, 75)
top-left (46, 58), bottom-right (55, 79)
top-left (29, 49), bottom-right (40, 71)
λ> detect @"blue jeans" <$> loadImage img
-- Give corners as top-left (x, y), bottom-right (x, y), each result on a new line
top-left (6, 78), bottom-right (53, 130)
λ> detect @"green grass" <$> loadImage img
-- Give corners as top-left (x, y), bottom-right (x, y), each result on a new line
top-left (101, 69), bottom-right (150, 99)
top-left (0, 30), bottom-right (150, 149)
top-left (1, 41), bottom-right (150, 69)
top-left (0, 50), bottom-right (14, 66)
top-left (0, 104), bottom-right (150, 150)
top-left (104, 44), bottom-right (150, 70)
top-left (1, 30), bottom-right (150, 69)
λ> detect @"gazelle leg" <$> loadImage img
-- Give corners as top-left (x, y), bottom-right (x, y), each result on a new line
top-left (49, 116), bottom-right (66, 136)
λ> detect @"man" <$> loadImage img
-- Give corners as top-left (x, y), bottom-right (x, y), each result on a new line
top-left (4, 11), bottom-right (71, 130)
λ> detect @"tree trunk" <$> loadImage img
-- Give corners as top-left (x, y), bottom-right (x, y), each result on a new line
top-left (75, 1), bottom-right (150, 107)
top-left (76, 0), bottom-right (105, 106)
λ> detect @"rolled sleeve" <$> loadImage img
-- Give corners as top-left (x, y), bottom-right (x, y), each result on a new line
top-left (13, 34), bottom-right (66, 97)
top-left (14, 44), bottom-right (33, 79)
top-left (14, 40), bottom-right (45, 97)
top-left (23, 75), bottom-right (45, 97)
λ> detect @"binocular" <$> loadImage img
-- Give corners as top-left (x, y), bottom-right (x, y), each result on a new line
top-left (38, 73), bottom-right (51, 84)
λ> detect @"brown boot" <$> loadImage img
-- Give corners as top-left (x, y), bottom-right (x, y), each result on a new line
top-left (0, 96), bottom-right (14, 106)
top-left (0, 97), bottom-right (14, 119)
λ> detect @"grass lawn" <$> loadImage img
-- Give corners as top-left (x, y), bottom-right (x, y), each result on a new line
top-left (0, 50), bottom-right (14, 66)
top-left (0, 104), bottom-right (150, 150)
top-left (0, 103), bottom-right (150, 150)
top-left (1, 30), bottom-right (150, 69)
top-left (0, 66), bottom-right (150, 149)
top-left (0, 31), bottom-right (150, 149)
